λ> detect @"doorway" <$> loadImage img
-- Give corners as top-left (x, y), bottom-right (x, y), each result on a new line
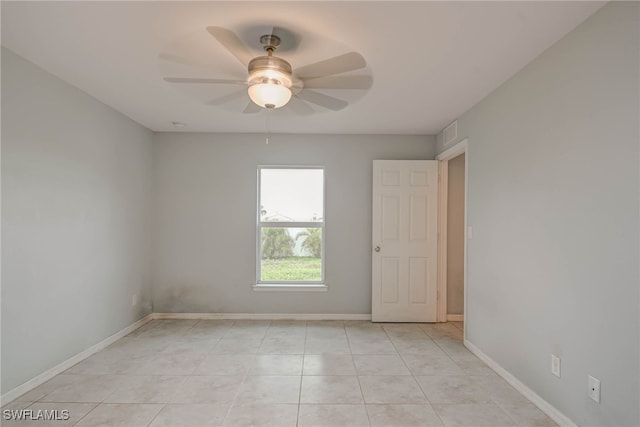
top-left (436, 139), bottom-right (468, 324)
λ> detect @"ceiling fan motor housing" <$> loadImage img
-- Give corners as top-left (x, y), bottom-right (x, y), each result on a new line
top-left (248, 56), bottom-right (292, 85)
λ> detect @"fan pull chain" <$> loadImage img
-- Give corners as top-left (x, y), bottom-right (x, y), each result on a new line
top-left (265, 108), bottom-right (272, 145)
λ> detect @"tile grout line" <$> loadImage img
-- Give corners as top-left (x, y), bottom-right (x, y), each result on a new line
top-left (423, 323), bottom-right (523, 426)
top-left (70, 403), bottom-right (97, 427)
top-left (381, 323), bottom-right (453, 427)
top-left (144, 403), bottom-right (166, 427)
top-left (220, 319), bottom-right (262, 425)
top-left (144, 328), bottom-right (204, 427)
top-left (295, 321), bottom-right (308, 427)
top-left (345, 322), bottom-right (372, 427)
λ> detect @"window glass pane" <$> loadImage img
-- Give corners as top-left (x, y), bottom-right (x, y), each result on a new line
top-left (260, 169), bottom-right (323, 222)
top-left (260, 227), bottom-right (322, 282)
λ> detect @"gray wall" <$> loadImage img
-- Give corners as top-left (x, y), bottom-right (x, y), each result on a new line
top-left (437, 3), bottom-right (639, 425)
top-left (446, 153), bottom-right (465, 316)
top-left (152, 133), bottom-right (435, 314)
top-left (1, 49), bottom-right (154, 394)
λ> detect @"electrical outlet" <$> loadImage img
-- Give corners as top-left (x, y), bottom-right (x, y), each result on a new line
top-left (551, 354), bottom-right (561, 378)
top-left (588, 375), bottom-right (601, 403)
top-left (131, 294), bottom-right (138, 307)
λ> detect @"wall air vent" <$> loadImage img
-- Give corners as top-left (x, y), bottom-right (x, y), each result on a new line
top-left (443, 120), bottom-right (458, 147)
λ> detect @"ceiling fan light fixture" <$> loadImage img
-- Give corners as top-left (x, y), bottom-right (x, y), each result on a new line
top-left (248, 81), bottom-right (291, 109)
top-left (247, 55), bottom-right (293, 109)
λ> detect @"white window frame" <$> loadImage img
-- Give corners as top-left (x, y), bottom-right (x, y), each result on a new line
top-left (254, 165), bottom-right (326, 291)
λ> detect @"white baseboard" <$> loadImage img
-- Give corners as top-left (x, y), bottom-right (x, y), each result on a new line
top-left (0, 313), bottom-right (153, 407)
top-left (152, 312), bottom-right (372, 321)
top-left (464, 339), bottom-right (577, 427)
top-left (447, 314), bottom-right (464, 322)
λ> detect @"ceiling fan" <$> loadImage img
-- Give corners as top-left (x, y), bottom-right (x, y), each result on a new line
top-left (163, 26), bottom-right (372, 114)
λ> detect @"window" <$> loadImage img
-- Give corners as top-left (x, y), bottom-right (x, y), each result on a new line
top-left (257, 166), bottom-right (325, 287)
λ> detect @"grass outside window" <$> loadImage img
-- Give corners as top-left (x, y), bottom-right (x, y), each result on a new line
top-left (260, 257), bottom-right (322, 282)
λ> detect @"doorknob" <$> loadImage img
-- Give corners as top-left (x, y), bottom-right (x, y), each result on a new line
top-left (374, 246), bottom-right (381, 252)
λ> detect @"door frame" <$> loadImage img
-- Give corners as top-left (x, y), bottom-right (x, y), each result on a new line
top-left (436, 139), bottom-right (468, 325)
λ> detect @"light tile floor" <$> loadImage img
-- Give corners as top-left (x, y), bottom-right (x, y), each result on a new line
top-left (3, 320), bottom-right (557, 426)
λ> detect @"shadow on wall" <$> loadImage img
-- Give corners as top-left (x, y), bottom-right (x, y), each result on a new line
top-left (159, 283), bottom-right (224, 313)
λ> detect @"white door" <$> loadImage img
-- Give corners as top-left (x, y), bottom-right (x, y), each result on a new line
top-left (372, 160), bottom-right (438, 322)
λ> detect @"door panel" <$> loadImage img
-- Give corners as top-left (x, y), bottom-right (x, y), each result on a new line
top-left (409, 195), bottom-right (428, 240)
top-left (409, 257), bottom-right (428, 304)
top-left (382, 170), bottom-right (401, 186)
top-left (381, 196), bottom-right (400, 241)
top-left (381, 257), bottom-right (400, 304)
top-left (410, 170), bottom-right (429, 186)
top-left (372, 160), bottom-right (438, 322)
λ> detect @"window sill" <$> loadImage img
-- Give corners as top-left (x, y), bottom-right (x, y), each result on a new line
top-left (252, 284), bottom-right (328, 292)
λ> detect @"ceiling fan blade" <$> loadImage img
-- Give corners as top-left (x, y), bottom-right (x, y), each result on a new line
top-left (296, 52), bottom-right (366, 80)
top-left (206, 26), bottom-right (253, 67)
top-left (206, 89), bottom-right (247, 106)
top-left (287, 95), bottom-right (315, 115)
top-left (303, 75), bottom-right (373, 90)
top-left (164, 77), bottom-right (246, 85)
top-left (243, 102), bottom-right (262, 114)
top-left (297, 90), bottom-right (348, 111)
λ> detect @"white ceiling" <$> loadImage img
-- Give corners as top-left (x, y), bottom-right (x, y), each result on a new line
top-left (1, 1), bottom-right (604, 135)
